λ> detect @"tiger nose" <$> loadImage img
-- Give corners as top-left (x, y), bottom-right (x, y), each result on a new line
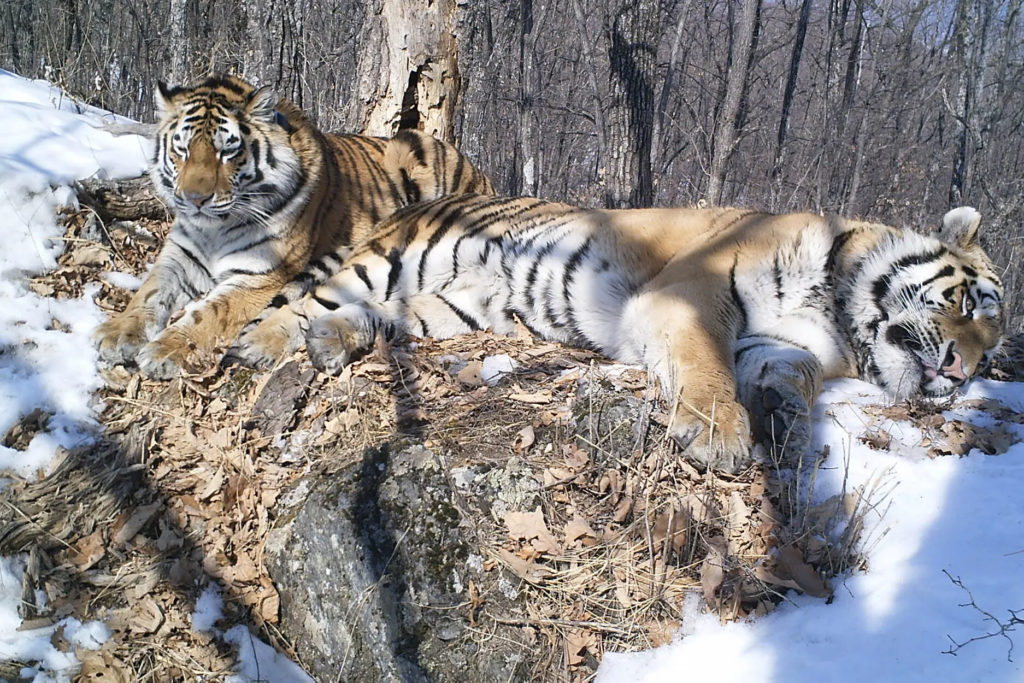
top-left (184, 191), bottom-right (212, 207)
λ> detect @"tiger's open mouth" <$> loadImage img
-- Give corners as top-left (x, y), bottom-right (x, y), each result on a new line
top-left (916, 348), bottom-right (967, 397)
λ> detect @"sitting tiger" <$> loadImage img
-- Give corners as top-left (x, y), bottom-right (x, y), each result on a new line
top-left (93, 74), bottom-right (493, 378)
top-left (237, 196), bottom-right (1003, 473)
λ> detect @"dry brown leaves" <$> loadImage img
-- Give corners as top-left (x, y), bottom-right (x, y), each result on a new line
top-left (863, 396), bottom-right (1021, 457)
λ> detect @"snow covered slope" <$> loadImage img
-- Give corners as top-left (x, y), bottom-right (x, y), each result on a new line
top-left (598, 378), bottom-right (1024, 682)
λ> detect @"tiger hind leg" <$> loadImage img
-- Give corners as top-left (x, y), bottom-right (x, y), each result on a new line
top-left (734, 336), bottom-right (823, 466)
top-left (305, 303), bottom-right (397, 375)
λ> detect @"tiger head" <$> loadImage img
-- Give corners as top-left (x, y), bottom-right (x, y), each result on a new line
top-left (852, 207), bottom-right (1004, 399)
top-left (151, 75), bottom-right (303, 229)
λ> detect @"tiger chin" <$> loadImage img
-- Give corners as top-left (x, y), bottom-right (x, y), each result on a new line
top-left (239, 197), bottom-right (1003, 474)
top-left (93, 74), bottom-right (493, 379)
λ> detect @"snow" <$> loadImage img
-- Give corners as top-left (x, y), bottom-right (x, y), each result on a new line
top-left (192, 584), bottom-right (225, 634)
top-left (1, 68), bottom-right (1022, 683)
top-left (0, 558), bottom-right (108, 681)
top-left (598, 378), bottom-right (1024, 683)
top-left (0, 70), bottom-right (310, 683)
top-left (224, 625), bottom-right (316, 683)
top-left (0, 69), bottom-right (152, 478)
top-left (482, 353), bottom-right (517, 385)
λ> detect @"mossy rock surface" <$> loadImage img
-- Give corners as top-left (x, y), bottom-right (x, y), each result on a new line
top-left (265, 442), bottom-right (536, 682)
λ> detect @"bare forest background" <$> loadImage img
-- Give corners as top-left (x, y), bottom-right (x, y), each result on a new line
top-left (2, 0), bottom-right (1022, 328)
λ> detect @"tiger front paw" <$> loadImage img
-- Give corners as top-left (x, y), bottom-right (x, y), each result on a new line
top-left (136, 331), bottom-right (190, 380)
top-left (305, 313), bottom-right (371, 376)
top-left (748, 383), bottom-right (812, 465)
top-left (226, 309), bottom-right (307, 370)
top-left (670, 398), bottom-right (752, 475)
top-left (94, 313), bottom-right (150, 365)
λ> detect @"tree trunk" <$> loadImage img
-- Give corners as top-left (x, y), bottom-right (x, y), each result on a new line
top-left (168, 0), bottom-right (189, 84)
top-left (705, 0), bottom-right (760, 207)
top-left (356, 0), bottom-right (462, 140)
top-left (603, 0), bottom-right (659, 209)
top-left (770, 0), bottom-right (812, 208)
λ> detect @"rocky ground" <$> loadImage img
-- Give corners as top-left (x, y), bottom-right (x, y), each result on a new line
top-left (0, 193), bottom-right (1020, 682)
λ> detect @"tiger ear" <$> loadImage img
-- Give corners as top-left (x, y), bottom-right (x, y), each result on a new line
top-left (939, 207), bottom-right (982, 249)
top-left (247, 86), bottom-right (280, 123)
top-left (154, 81), bottom-right (180, 117)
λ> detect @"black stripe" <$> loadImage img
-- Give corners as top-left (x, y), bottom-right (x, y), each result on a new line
top-left (269, 294), bottom-right (288, 309)
top-left (221, 267), bottom-right (272, 279)
top-left (772, 252), bottom-right (784, 302)
top-left (414, 312), bottom-right (430, 337)
top-left (173, 242), bottom-right (212, 280)
top-left (313, 294), bottom-right (339, 310)
top-left (222, 233), bottom-right (275, 256)
top-left (871, 248), bottom-right (946, 306)
top-left (385, 248), bottom-right (404, 301)
top-left (438, 294), bottom-right (481, 331)
top-left (561, 237), bottom-right (593, 339)
top-left (354, 264), bottom-right (374, 291)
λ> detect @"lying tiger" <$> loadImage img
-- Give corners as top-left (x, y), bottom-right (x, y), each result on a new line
top-left (236, 195), bottom-right (1004, 473)
top-left (93, 75), bottom-right (493, 378)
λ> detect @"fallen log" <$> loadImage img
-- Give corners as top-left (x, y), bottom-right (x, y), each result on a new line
top-left (73, 176), bottom-right (168, 222)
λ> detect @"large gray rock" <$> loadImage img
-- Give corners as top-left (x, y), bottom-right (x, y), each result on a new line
top-left (265, 442), bottom-right (539, 682)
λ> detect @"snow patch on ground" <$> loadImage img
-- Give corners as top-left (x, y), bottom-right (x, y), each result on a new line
top-left (482, 354), bottom-right (517, 385)
top-left (598, 377), bottom-right (1024, 683)
top-left (0, 557), bottom-right (109, 681)
top-left (224, 625), bottom-right (316, 683)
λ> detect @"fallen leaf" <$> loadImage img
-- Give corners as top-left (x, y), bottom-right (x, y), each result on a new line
top-left (565, 628), bottom-right (598, 667)
top-left (128, 598), bottom-right (164, 634)
top-left (564, 446), bottom-right (589, 472)
top-left (504, 507), bottom-right (562, 555)
top-left (646, 619), bottom-right (680, 647)
top-left (497, 549), bottom-right (554, 584)
top-left (700, 536), bottom-right (728, 608)
top-left (612, 495), bottom-right (633, 523)
top-left (614, 578), bottom-right (632, 608)
top-left (68, 529), bottom-right (105, 570)
top-left (564, 514), bottom-right (598, 547)
top-left (77, 648), bottom-right (130, 683)
top-left (651, 508), bottom-right (687, 554)
top-left (197, 468), bottom-right (225, 502)
top-left (457, 361), bottom-right (484, 387)
top-left (226, 550), bottom-right (260, 584)
top-left (508, 389), bottom-right (553, 404)
top-left (773, 544), bottom-right (830, 598)
top-left (112, 502), bottom-right (163, 544)
top-left (858, 428), bottom-right (892, 451)
top-left (71, 244), bottom-right (111, 267)
top-left (258, 586), bottom-right (280, 623)
top-left (513, 425), bottom-right (535, 453)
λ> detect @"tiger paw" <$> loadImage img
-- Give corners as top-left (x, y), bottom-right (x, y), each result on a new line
top-left (226, 309), bottom-right (306, 370)
top-left (670, 400), bottom-right (752, 475)
top-left (749, 383), bottom-right (812, 465)
top-left (305, 312), bottom-right (372, 375)
top-left (136, 332), bottom-right (190, 379)
top-left (94, 314), bottom-right (149, 365)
